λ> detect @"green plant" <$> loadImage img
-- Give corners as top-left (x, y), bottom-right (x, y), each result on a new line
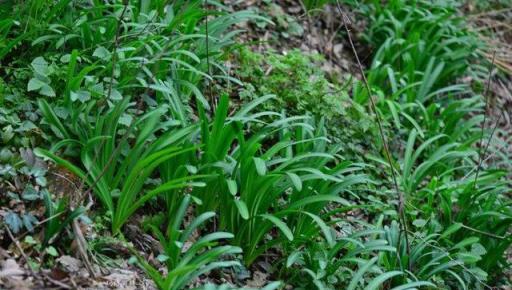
top-left (362, 0), bottom-right (480, 102)
top-left (435, 169), bottom-right (512, 280)
top-left (370, 128), bottom-right (512, 284)
top-left (42, 189), bottom-right (85, 245)
top-left (235, 47), bottom-right (374, 158)
top-left (399, 130), bottom-right (475, 196)
top-left (379, 220), bottom-right (490, 289)
top-left (134, 195), bottom-right (242, 290)
top-left (345, 1), bottom-right (512, 286)
top-left (398, 130), bottom-right (511, 278)
top-left (286, 231), bottom-right (394, 289)
top-left (35, 98), bottom-right (204, 233)
top-left (187, 95), bottom-right (371, 265)
top-left (237, 48), bottom-right (350, 119)
top-left (1, 0), bottom-right (267, 237)
top-left (0, 150), bottom-right (51, 234)
top-left (2, 0), bottom-right (265, 137)
top-left (381, 95), bottom-right (482, 145)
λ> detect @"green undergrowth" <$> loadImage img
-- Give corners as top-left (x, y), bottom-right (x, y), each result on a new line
top-left (0, 0), bottom-right (511, 290)
top-left (234, 47), bottom-right (376, 159)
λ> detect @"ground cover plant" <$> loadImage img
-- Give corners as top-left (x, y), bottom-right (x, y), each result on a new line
top-left (0, 0), bottom-right (511, 289)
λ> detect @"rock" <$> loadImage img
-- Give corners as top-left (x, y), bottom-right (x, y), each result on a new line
top-left (57, 255), bottom-right (82, 273)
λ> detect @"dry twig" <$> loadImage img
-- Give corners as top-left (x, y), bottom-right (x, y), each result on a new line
top-left (335, 0), bottom-right (411, 270)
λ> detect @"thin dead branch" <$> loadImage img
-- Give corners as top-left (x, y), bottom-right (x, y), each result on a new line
top-left (335, 0), bottom-right (412, 271)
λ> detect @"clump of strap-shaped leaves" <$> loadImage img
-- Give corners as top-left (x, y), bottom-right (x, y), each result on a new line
top-left (134, 195), bottom-right (243, 290)
top-left (182, 94), bottom-right (371, 265)
top-left (35, 98), bottom-right (206, 233)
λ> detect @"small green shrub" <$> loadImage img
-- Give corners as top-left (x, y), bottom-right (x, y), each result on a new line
top-left (235, 47), bottom-right (375, 158)
top-left (237, 48), bottom-right (349, 119)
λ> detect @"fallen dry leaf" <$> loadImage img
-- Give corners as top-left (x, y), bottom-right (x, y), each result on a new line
top-left (0, 259), bottom-right (24, 279)
top-left (246, 270), bottom-right (268, 288)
